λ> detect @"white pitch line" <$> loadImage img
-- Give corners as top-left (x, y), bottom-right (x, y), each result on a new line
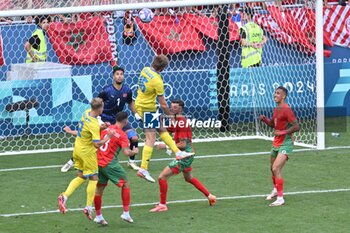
top-left (1, 188), bottom-right (349, 218)
top-left (1, 146), bottom-right (350, 172)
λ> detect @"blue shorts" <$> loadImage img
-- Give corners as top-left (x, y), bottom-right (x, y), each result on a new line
top-left (122, 122), bottom-right (138, 139)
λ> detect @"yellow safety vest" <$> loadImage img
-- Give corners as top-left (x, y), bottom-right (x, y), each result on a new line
top-left (26, 28), bottom-right (47, 63)
top-left (241, 22), bottom-right (263, 68)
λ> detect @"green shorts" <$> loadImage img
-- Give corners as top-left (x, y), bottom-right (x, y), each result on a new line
top-left (98, 160), bottom-right (128, 187)
top-left (271, 144), bottom-right (293, 158)
top-left (168, 155), bottom-right (194, 174)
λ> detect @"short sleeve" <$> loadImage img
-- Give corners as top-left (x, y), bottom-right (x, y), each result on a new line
top-left (286, 107), bottom-right (297, 124)
top-left (90, 121), bottom-right (101, 142)
top-left (119, 131), bottom-right (129, 149)
top-left (155, 77), bottom-right (164, 96)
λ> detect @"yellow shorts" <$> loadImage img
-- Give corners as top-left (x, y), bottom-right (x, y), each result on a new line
top-left (135, 105), bottom-right (156, 121)
top-left (73, 150), bottom-right (98, 177)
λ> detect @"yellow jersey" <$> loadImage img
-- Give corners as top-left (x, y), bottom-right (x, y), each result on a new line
top-left (74, 109), bottom-right (101, 156)
top-left (135, 66), bottom-right (164, 112)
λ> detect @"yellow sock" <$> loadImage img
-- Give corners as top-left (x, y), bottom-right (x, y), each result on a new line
top-left (86, 180), bottom-right (97, 207)
top-left (141, 145), bottom-right (153, 170)
top-left (64, 176), bottom-right (86, 197)
top-left (160, 132), bottom-right (180, 153)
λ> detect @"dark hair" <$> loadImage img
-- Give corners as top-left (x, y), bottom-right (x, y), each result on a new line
top-left (171, 99), bottom-right (185, 108)
top-left (151, 54), bottom-right (169, 72)
top-left (113, 66), bottom-right (124, 75)
top-left (35, 15), bottom-right (50, 25)
top-left (276, 86), bottom-right (288, 97)
top-left (116, 111), bottom-right (128, 122)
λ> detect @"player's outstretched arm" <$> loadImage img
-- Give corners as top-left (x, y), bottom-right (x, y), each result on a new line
top-left (93, 128), bottom-right (116, 148)
top-left (63, 126), bottom-right (78, 136)
top-left (260, 115), bottom-right (274, 127)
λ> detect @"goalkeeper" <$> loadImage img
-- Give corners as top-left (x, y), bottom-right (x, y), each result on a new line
top-left (134, 55), bottom-right (194, 183)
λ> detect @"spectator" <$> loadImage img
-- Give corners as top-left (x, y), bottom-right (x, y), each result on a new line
top-left (0, 17), bottom-right (12, 24)
top-left (24, 15), bottom-right (50, 63)
top-left (240, 7), bottom-right (267, 68)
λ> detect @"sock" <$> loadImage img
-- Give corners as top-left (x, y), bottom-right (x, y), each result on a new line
top-left (159, 178), bottom-right (168, 205)
top-left (94, 194), bottom-right (102, 216)
top-left (68, 158), bottom-right (74, 165)
top-left (129, 140), bottom-right (138, 160)
top-left (86, 180), bottom-right (98, 207)
top-left (188, 177), bottom-right (210, 197)
top-left (64, 176), bottom-right (85, 197)
top-left (141, 145), bottom-right (153, 170)
top-left (160, 132), bottom-right (180, 154)
top-left (122, 187), bottom-right (130, 212)
top-left (272, 176), bottom-right (276, 188)
top-left (275, 178), bottom-right (284, 197)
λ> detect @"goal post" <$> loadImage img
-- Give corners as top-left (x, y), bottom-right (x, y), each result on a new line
top-left (0, 0), bottom-right (324, 155)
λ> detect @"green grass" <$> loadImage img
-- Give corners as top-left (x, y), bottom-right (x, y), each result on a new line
top-left (1, 138), bottom-right (350, 233)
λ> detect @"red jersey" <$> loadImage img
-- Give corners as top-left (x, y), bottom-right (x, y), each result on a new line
top-left (97, 125), bottom-right (129, 167)
top-left (168, 116), bottom-right (193, 152)
top-left (271, 103), bottom-right (297, 147)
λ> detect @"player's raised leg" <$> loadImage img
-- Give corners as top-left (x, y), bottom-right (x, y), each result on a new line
top-left (127, 133), bottom-right (140, 171)
top-left (269, 153), bottom-right (288, 207)
top-left (183, 170), bottom-right (216, 206)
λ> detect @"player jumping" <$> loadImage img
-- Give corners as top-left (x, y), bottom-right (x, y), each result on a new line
top-left (134, 55), bottom-right (194, 183)
top-left (260, 86), bottom-right (300, 207)
top-left (150, 99), bottom-right (216, 212)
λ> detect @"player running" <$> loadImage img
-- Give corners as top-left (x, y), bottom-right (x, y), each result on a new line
top-left (260, 86), bottom-right (300, 207)
top-left (61, 66), bottom-right (140, 172)
top-left (57, 98), bottom-right (116, 219)
top-left (150, 99), bottom-right (216, 212)
top-left (63, 112), bottom-right (138, 224)
top-left (134, 55), bottom-right (194, 183)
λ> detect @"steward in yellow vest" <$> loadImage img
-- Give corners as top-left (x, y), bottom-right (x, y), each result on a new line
top-left (24, 15), bottom-right (50, 63)
top-left (240, 8), bottom-right (267, 68)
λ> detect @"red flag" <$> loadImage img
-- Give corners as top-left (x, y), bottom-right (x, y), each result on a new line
top-left (184, 14), bottom-right (240, 41)
top-left (323, 5), bottom-right (350, 48)
top-left (0, 32), bottom-right (5, 66)
top-left (136, 15), bottom-right (206, 55)
top-left (47, 17), bottom-right (113, 65)
top-left (268, 5), bottom-right (316, 54)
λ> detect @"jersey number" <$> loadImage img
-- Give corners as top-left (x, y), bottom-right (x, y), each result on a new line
top-left (77, 121), bottom-right (84, 138)
top-left (100, 136), bottom-right (110, 152)
top-left (138, 75), bottom-right (149, 93)
top-left (116, 98), bottom-right (120, 106)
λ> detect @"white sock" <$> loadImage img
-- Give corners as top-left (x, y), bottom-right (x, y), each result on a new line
top-left (96, 214), bottom-right (103, 220)
top-left (129, 159), bottom-right (135, 163)
top-left (67, 159), bottom-right (74, 166)
top-left (277, 196), bottom-right (284, 201)
top-left (123, 211), bottom-right (130, 216)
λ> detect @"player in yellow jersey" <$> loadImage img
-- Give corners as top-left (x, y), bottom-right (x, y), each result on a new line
top-left (58, 97), bottom-right (116, 220)
top-left (134, 55), bottom-right (194, 183)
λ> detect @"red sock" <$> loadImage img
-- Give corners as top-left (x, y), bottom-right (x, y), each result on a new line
top-left (158, 178), bottom-right (168, 205)
top-left (121, 187), bottom-right (130, 212)
top-left (275, 178), bottom-right (284, 197)
top-left (94, 195), bottom-right (102, 216)
top-left (188, 177), bottom-right (210, 197)
top-left (272, 176), bottom-right (276, 188)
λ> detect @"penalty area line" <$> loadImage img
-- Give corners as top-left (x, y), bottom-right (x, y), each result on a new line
top-left (1, 188), bottom-right (350, 218)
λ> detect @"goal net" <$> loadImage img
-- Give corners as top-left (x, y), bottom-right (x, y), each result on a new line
top-left (0, 0), bottom-right (322, 155)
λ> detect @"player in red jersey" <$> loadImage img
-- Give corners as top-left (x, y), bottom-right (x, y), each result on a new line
top-left (63, 112), bottom-right (138, 224)
top-left (260, 86), bottom-right (300, 206)
top-left (149, 99), bottom-right (216, 212)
